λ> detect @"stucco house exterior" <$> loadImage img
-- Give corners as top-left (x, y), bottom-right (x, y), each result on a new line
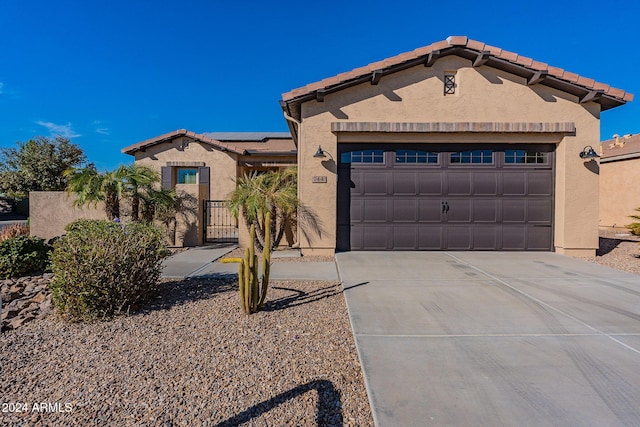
top-left (281, 36), bottom-right (632, 257)
top-left (121, 130), bottom-right (296, 246)
top-left (599, 134), bottom-right (640, 229)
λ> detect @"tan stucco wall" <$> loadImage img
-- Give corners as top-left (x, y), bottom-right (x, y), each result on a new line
top-left (30, 191), bottom-right (107, 240)
top-left (171, 184), bottom-right (208, 247)
top-left (296, 55), bottom-right (602, 256)
top-left (600, 158), bottom-right (640, 228)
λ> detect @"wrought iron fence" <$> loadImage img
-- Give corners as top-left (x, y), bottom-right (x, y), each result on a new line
top-left (203, 200), bottom-right (238, 243)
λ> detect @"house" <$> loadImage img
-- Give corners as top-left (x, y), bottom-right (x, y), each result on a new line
top-left (280, 36), bottom-right (632, 257)
top-left (121, 130), bottom-right (296, 246)
top-left (599, 134), bottom-right (640, 229)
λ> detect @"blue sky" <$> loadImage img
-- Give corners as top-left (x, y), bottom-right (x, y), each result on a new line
top-left (1, 0), bottom-right (638, 170)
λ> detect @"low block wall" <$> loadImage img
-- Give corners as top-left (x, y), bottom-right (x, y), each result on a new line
top-left (29, 191), bottom-right (107, 240)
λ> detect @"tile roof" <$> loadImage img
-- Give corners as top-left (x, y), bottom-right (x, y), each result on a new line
top-left (600, 133), bottom-right (640, 161)
top-left (281, 36), bottom-right (633, 111)
top-left (122, 129), bottom-right (295, 156)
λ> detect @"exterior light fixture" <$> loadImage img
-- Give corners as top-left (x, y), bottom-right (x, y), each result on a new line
top-left (313, 145), bottom-right (327, 158)
top-left (579, 145), bottom-right (600, 159)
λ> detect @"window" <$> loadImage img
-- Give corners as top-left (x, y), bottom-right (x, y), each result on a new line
top-left (341, 150), bottom-right (384, 164)
top-left (505, 150), bottom-right (547, 164)
top-left (177, 168), bottom-right (197, 184)
top-left (444, 74), bottom-right (456, 94)
top-left (450, 150), bottom-right (494, 164)
top-left (395, 149), bottom-right (438, 164)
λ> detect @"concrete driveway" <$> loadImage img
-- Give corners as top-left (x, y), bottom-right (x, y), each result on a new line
top-left (336, 252), bottom-right (640, 426)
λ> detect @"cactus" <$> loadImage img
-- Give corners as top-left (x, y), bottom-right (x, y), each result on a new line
top-left (221, 211), bottom-right (272, 314)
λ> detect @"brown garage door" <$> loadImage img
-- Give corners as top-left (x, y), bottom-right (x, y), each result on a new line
top-left (337, 144), bottom-right (555, 251)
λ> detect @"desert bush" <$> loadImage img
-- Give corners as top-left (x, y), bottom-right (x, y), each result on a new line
top-left (0, 223), bottom-right (29, 242)
top-left (0, 235), bottom-right (51, 278)
top-left (627, 223), bottom-right (640, 236)
top-left (626, 208), bottom-right (640, 236)
top-left (50, 219), bottom-right (168, 321)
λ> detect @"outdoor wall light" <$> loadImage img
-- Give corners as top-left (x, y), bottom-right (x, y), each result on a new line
top-left (313, 145), bottom-right (326, 158)
top-left (579, 145), bottom-right (600, 159)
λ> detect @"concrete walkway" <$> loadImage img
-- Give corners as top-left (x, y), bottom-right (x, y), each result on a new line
top-left (162, 245), bottom-right (339, 281)
top-left (162, 244), bottom-right (238, 279)
top-left (336, 251), bottom-right (640, 426)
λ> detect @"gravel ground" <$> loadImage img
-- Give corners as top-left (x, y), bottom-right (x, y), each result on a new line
top-left (0, 278), bottom-right (374, 426)
top-left (587, 228), bottom-right (640, 275)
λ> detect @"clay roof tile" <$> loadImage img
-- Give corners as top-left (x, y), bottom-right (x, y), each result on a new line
top-left (466, 39), bottom-right (486, 51)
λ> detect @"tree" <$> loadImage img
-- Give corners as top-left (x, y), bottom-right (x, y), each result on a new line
top-left (227, 168), bottom-right (298, 251)
top-left (0, 136), bottom-right (85, 197)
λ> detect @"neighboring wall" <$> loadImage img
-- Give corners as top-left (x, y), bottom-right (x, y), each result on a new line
top-left (30, 191), bottom-right (107, 240)
top-left (296, 55), bottom-right (601, 256)
top-left (599, 158), bottom-right (640, 228)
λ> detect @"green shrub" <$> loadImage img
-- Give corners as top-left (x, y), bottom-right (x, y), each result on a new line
top-left (0, 235), bottom-right (51, 278)
top-left (50, 219), bottom-right (168, 321)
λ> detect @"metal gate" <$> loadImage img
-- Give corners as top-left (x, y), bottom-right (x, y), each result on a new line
top-left (203, 200), bottom-right (238, 243)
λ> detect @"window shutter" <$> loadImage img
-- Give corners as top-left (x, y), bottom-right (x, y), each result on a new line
top-left (199, 166), bottom-right (210, 199)
top-left (198, 167), bottom-right (210, 185)
top-left (161, 166), bottom-right (172, 190)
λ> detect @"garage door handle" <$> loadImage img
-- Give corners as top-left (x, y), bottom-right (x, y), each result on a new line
top-left (442, 201), bottom-right (450, 214)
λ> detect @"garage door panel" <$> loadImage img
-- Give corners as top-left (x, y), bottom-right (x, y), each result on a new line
top-left (528, 172), bottom-right (553, 195)
top-left (447, 227), bottom-right (472, 250)
top-left (474, 227), bottom-right (499, 250)
top-left (350, 171), bottom-right (364, 196)
top-left (527, 226), bottom-right (553, 250)
top-left (393, 172), bottom-right (417, 195)
top-left (447, 172), bottom-right (472, 195)
top-left (418, 200), bottom-right (443, 222)
top-left (527, 199), bottom-right (553, 223)
top-left (473, 173), bottom-right (499, 195)
top-left (350, 199), bottom-right (363, 222)
top-left (362, 199), bottom-right (387, 222)
top-left (502, 199), bottom-right (526, 223)
top-left (503, 173), bottom-right (527, 195)
top-left (363, 173), bottom-right (388, 195)
top-left (392, 226), bottom-right (418, 250)
top-left (447, 199), bottom-right (471, 223)
top-left (418, 172), bottom-right (444, 195)
top-left (418, 227), bottom-right (443, 249)
top-left (393, 199), bottom-right (417, 222)
top-left (502, 226), bottom-right (527, 250)
top-left (473, 199), bottom-right (499, 222)
top-left (350, 226), bottom-right (363, 250)
top-left (362, 226), bottom-right (388, 250)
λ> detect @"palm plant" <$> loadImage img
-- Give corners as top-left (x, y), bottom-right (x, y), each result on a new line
top-left (140, 187), bottom-right (177, 223)
top-left (227, 168), bottom-right (298, 251)
top-left (66, 164), bottom-right (175, 223)
top-left (118, 164), bottom-right (162, 221)
top-left (65, 165), bottom-right (125, 220)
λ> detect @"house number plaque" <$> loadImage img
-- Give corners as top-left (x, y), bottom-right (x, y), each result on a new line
top-left (312, 176), bottom-right (327, 183)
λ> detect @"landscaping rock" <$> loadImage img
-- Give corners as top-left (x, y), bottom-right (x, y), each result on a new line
top-left (0, 274), bottom-right (53, 332)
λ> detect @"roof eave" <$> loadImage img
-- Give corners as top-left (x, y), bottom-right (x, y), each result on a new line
top-left (281, 44), bottom-right (631, 112)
